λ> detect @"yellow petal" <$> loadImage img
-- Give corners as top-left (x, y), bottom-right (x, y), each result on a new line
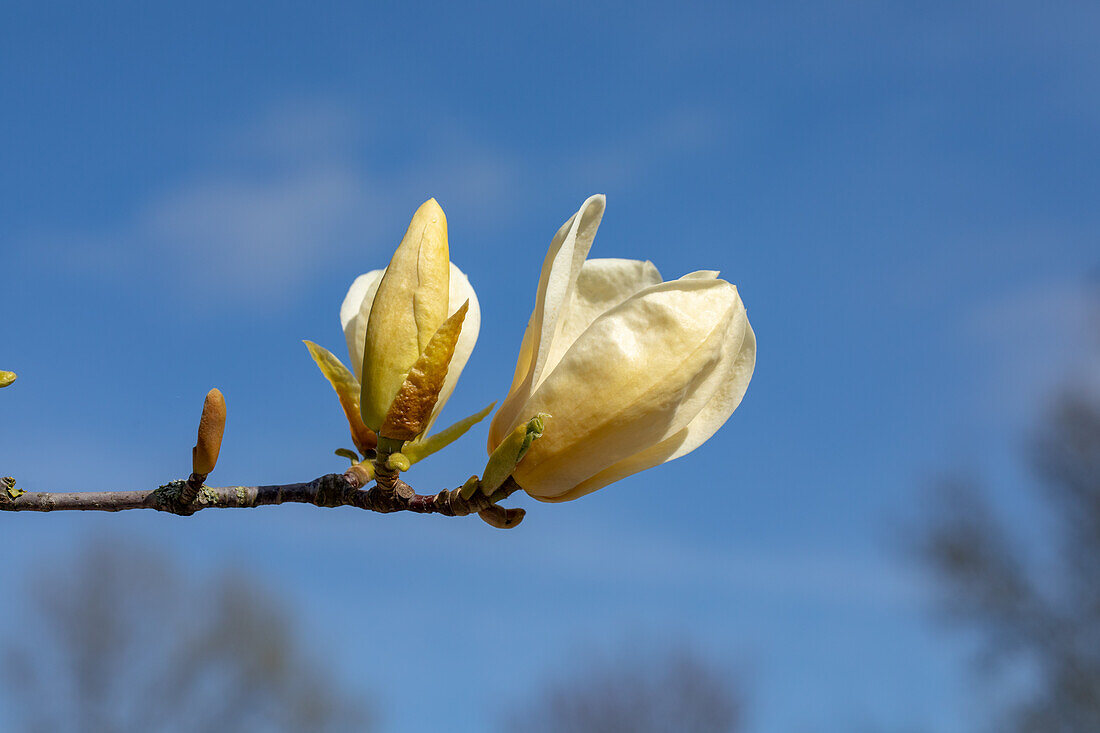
top-left (341, 261), bottom-right (477, 405)
top-left (304, 340), bottom-right (378, 455)
top-left (542, 257), bottom-right (663, 380)
top-left (422, 263), bottom-right (480, 437)
top-left (379, 301), bottom-right (468, 441)
top-left (361, 198), bottom-right (450, 430)
top-left (489, 194), bottom-right (605, 448)
top-left (0, 371), bottom-right (16, 388)
top-left (340, 268), bottom-right (385, 383)
top-left (512, 278), bottom-right (745, 501)
top-left (544, 307), bottom-right (754, 502)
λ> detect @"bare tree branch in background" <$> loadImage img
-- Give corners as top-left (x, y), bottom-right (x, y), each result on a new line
top-left (921, 390), bottom-right (1100, 733)
top-left (1, 540), bottom-right (372, 733)
top-left (503, 648), bottom-right (741, 733)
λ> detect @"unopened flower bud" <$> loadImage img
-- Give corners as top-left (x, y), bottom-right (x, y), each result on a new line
top-left (360, 198), bottom-right (451, 432)
top-left (192, 388), bottom-right (227, 475)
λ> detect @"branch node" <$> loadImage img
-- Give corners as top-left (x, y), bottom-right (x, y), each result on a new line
top-left (178, 472), bottom-right (208, 506)
top-left (393, 480), bottom-right (415, 501)
top-left (150, 480), bottom-right (198, 516)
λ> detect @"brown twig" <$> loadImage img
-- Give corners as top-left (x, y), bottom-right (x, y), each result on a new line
top-left (0, 472), bottom-right (524, 525)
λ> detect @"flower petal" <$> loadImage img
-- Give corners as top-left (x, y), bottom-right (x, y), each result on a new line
top-left (340, 260), bottom-right (477, 393)
top-left (489, 194), bottom-right (605, 448)
top-left (543, 258), bottom-right (663, 379)
top-left (421, 263), bottom-right (480, 435)
top-left (547, 302), bottom-right (754, 502)
top-left (511, 277), bottom-right (745, 500)
top-left (340, 269), bottom-right (385, 384)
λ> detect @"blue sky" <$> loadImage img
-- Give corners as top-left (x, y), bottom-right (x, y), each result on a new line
top-left (2, 1), bottom-right (1099, 731)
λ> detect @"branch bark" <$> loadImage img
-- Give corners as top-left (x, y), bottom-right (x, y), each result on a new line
top-left (0, 471), bottom-right (523, 525)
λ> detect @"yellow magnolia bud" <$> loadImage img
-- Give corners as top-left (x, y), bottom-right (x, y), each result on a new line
top-left (488, 195), bottom-right (756, 502)
top-left (192, 388), bottom-right (227, 475)
top-left (339, 262), bottom-right (481, 444)
top-left (0, 371), bottom-right (15, 388)
top-left (360, 199), bottom-right (451, 432)
top-left (308, 201), bottom-right (484, 461)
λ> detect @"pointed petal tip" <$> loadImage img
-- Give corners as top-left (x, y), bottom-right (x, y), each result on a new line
top-left (417, 197), bottom-right (446, 219)
top-left (581, 193), bottom-right (606, 213)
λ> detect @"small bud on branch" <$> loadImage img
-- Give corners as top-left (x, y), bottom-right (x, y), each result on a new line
top-left (192, 388), bottom-right (227, 476)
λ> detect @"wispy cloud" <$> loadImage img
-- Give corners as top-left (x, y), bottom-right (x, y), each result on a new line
top-left (20, 97), bottom-right (730, 307)
top-left (140, 165), bottom-right (376, 292)
top-left (23, 98), bottom-right (522, 305)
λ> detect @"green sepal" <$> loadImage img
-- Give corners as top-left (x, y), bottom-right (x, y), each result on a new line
top-left (304, 341), bottom-right (378, 455)
top-left (401, 401), bottom-right (496, 465)
top-left (335, 448), bottom-right (360, 465)
top-left (459, 475), bottom-right (480, 500)
top-left (386, 452), bottom-right (411, 472)
top-left (481, 413), bottom-right (549, 496)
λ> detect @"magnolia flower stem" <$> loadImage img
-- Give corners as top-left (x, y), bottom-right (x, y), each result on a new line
top-left (0, 473), bottom-right (522, 522)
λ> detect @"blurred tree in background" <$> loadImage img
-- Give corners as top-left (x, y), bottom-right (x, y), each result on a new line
top-left (1, 540), bottom-right (371, 733)
top-left (922, 387), bottom-right (1100, 733)
top-left (503, 648), bottom-right (741, 733)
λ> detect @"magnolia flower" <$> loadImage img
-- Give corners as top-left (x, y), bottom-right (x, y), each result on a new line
top-left (487, 194), bottom-right (756, 502)
top-left (307, 199), bottom-right (485, 462)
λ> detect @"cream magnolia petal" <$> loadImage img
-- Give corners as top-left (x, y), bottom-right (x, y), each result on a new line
top-left (341, 269), bottom-right (385, 383)
top-left (543, 258), bottom-right (663, 378)
top-left (491, 258), bottom-right (660, 449)
top-left (549, 307), bottom-right (755, 502)
top-left (680, 270), bottom-right (720, 280)
top-left (528, 194), bottom-right (606, 392)
top-left (419, 262), bottom-right (480, 437)
top-left (488, 319), bottom-right (535, 450)
top-left (512, 278), bottom-right (742, 500)
top-left (490, 194), bottom-right (606, 444)
top-left (554, 432), bottom-right (688, 502)
top-left (672, 314), bottom-right (755, 456)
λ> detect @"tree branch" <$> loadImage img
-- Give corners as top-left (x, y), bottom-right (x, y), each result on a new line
top-left (0, 471), bottom-right (524, 526)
